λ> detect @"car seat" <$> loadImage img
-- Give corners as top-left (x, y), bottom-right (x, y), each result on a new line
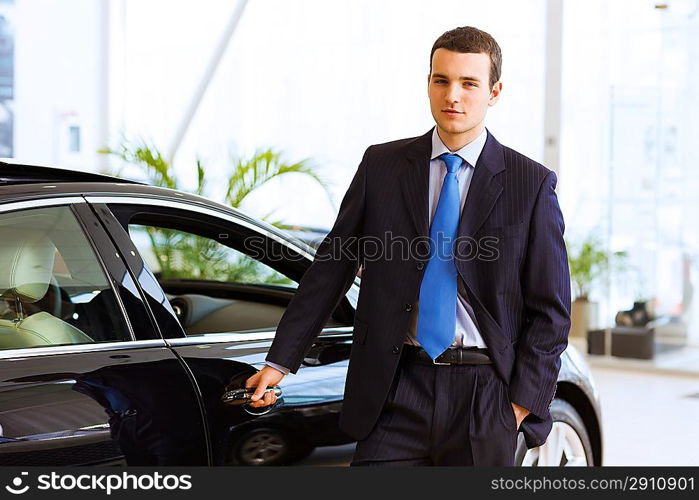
top-left (0, 228), bottom-right (94, 349)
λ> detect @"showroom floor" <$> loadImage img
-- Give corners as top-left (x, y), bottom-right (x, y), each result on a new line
top-left (298, 365), bottom-right (699, 466)
top-left (589, 366), bottom-right (699, 466)
top-left (571, 335), bottom-right (699, 377)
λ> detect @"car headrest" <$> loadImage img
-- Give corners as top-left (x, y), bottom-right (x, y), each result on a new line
top-left (0, 228), bottom-right (56, 303)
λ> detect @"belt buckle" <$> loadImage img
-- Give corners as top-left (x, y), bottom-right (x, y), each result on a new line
top-left (432, 358), bottom-right (451, 366)
top-left (431, 352), bottom-right (452, 366)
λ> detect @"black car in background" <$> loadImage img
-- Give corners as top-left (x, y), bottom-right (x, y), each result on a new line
top-left (0, 163), bottom-right (603, 466)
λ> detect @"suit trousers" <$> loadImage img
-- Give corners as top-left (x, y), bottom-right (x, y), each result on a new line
top-left (350, 348), bottom-right (519, 466)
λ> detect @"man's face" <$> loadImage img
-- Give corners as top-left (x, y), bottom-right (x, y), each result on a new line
top-left (427, 48), bottom-right (501, 146)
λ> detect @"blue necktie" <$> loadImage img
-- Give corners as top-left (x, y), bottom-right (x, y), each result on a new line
top-left (416, 153), bottom-right (463, 359)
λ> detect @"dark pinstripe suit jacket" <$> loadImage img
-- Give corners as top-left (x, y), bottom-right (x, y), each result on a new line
top-left (266, 128), bottom-right (571, 449)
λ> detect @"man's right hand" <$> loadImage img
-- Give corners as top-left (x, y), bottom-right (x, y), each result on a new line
top-left (244, 365), bottom-right (286, 408)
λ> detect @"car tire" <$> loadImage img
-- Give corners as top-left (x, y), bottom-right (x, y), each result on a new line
top-left (228, 427), bottom-right (314, 466)
top-left (515, 398), bottom-right (593, 466)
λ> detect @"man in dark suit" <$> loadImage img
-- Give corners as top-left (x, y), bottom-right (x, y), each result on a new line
top-left (246, 26), bottom-right (571, 466)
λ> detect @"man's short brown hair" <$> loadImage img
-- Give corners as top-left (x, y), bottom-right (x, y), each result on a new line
top-left (430, 26), bottom-right (502, 89)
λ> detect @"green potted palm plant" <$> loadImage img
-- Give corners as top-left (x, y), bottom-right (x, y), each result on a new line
top-left (566, 236), bottom-right (628, 338)
top-left (99, 137), bottom-right (334, 282)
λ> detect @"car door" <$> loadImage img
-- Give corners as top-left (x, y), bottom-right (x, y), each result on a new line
top-left (0, 199), bottom-right (209, 465)
top-left (87, 197), bottom-right (358, 464)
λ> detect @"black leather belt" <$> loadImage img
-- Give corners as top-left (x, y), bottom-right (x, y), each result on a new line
top-left (403, 344), bottom-right (492, 365)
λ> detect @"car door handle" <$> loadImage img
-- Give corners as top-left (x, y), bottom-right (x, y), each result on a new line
top-left (221, 386), bottom-right (282, 406)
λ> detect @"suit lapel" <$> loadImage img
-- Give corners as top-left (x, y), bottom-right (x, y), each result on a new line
top-left (400, 129), bottom-right (432, 238)
top-left (457, 130), bottom-right (505, 237)
top-left (400, 128), bottom-right (506, 239)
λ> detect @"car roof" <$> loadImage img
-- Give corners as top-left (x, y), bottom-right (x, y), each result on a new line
top-left (0, 160), bottom-right (317, 254)
top-left (0, 160), bottom-right (144, 186)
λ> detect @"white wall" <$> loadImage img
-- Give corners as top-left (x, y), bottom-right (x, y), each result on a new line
top-left (14, 0), bottom-right (108, 171)
top-left (115, 0), bottom-right (547, 227)
top-left (11, 0), bottom-right (548, 226)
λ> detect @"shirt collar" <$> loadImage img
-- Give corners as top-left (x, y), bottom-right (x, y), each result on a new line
top-left (430, 126), bottom-right (488, 168)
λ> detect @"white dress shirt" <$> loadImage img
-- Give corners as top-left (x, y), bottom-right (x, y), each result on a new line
top-left (405, 126), bottom-right (488, 349)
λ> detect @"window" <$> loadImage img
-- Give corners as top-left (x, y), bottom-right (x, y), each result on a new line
top-left (128, 223), bottom-right (304, 335)
top-left (68, 125), bottom-right (81, 153)
top-left (130, 224), bottom-right (294, 286)
top-left (0, 206), bottom-right (132, 349)
top-left (561, 0), bottom-right (699, 347)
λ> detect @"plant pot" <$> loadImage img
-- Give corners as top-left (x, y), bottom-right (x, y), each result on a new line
top-left (570, 299), bottom-right (598, 338)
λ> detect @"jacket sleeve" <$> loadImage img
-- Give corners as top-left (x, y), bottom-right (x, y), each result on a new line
top-left (265, 147), bottom-right (370, 373)
top-left (508, 171), bottom-right (571, 420)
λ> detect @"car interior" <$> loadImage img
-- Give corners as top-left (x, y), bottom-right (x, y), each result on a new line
top-left (107, 205), bottom-right (354, 336)
top-left (145, 236), bottom-right (350, 335)
top-left (0, 207), bottom-right (131, 349)
top-left (166, 292), bottom-right (288, 334)
top-left (0, 227), bottom-right (95, 349)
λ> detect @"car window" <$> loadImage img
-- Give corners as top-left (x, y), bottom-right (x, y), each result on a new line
top-left (0, 206), bottom-right (132, 349)
top-left (129, 225), bottom-right (295, 286)
top-left (128, 224), bottom-right (307, 335)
